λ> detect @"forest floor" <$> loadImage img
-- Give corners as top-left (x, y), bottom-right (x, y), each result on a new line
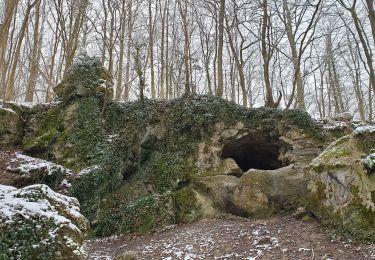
top-left (85, 216), bottom-right (375, 260)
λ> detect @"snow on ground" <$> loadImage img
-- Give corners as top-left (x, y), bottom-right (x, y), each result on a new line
top-left (84, 217), bottom-right (375, 260)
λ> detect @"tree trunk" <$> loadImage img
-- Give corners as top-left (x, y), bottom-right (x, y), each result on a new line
top-left (366, 0), bottom-right (375, 45)
top-left (26, 0), bottom-right (42, 102)
top-left (225, 17), bottom-right (247, 107)
top-left (6, 1), bottom-right (37, 101)
top-left (149, 0), bottom-right (156, 98)
top-left (0, 0), bottom-right (19, 101)
top-left (282, 0), bottom-right (305, 110)
top-left (216, 0), bottom-right (225, 97)
top-left (261, 0), bottom-right (275, 107)
top-left (116, 2), bottom-right (127, 101)
top-left (177, 0), bottom-right (190, 95)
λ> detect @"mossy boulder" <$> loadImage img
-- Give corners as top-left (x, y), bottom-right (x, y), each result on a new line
top-left (305, 130), bottom-right (375, 242)
top-left (54, 55), bottom-right (113, 102)
top-left (0, 104), bottom-right (22, 145)
top-left (194, 165), bottom-right (307, 218)
top-left (0, 184), bottom-right (89, 259)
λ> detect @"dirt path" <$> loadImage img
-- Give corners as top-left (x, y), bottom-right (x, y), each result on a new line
top-left (85, 216), bottom-right (375, 260)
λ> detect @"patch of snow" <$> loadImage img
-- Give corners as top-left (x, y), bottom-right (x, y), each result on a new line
top-left (106, 134), bottom-right (119, 143)
top-left (0, 104), bottom-right (17, 114)
top-left (78, 165), bottom-right (101, 176)
top-left (0, 184), bottom-right (87, 257)
top-left (362, 153), bottom-right (375, 174)
top-left (7, 153), bottom-right (73, 176)
top-left (353, 125), bottom-right (375, 135)
top-left (322, 121), bottom-right (349, 131)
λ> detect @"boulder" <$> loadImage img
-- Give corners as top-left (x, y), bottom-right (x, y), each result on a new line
top-left (305, 129), bottom-right (375, 242)
top-left (195, 165), bottom-right (307, 218)
top-left (54, 54), bottom-right (113, 102)
top-left (0, 184), bottom-right (89, 259)
top-left (5, 152), bottom-right (74, 192)
top-left (0, 104), bottom-right (22, 145)
top-left (333, 112), bottom-right (353, 122)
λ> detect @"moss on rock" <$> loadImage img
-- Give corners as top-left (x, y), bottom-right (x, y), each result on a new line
top-left (306, 133), bottom-right (375, 242)
top-left (16, 78), bottom-right (327, 237)
top-left (0, 184), bottom-right (88, 259)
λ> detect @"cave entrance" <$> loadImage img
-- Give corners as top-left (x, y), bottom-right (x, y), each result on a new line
top-left (221, 133), bottom-right (288, 172)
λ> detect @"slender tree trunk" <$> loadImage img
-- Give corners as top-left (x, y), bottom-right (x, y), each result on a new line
top-left (282, 0), bottom-right (305, 110)
top-left (149, 0), bottom-right (156, 98)
top-left (366, 0), bottom-right (375, 45)
top-left (225, 17), bottom-right (247, 107)
top-left (0, 0), bottom-right (19, 101)
top-left (177, 0), bottom-right (190, 95)
top-left (261, 0), bottom-right (275, 107)
top-left (64, 0), bottom-right (88, 71)
top-left (216, 0), bottom-right (225, 97)
top-left (6, 1), bottom-right (37, 101)
top-left (116, 2), bottom-right (127, 101)
top-left (159, 0), bottom-right (168, 99)
top-left (124, 1), bottom-right (133, 101)
top-left (347, 5), bottom-right (375, 96)
top-left (26, 0), bottom-right (42, 102)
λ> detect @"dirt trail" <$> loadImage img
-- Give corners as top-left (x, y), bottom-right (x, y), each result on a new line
top-left (85, 216), bottom-right (375, 260)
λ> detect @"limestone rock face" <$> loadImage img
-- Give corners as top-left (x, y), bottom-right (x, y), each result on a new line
top-left (195, 165), bottom-right (307, 218)
top-left (1, 95), bottom-right (331, 238)
top-left (54, 55), bottom-right (113, 101)
top-left (0, 104), bottom-right (22, 145)
top-left (0, 184), bottom-right (89, 259)
top-left (305, 129), bottom-right (375, 242)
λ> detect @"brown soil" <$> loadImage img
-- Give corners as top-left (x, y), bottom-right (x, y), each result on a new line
top-left (85, 216), bottom-right (375, 260)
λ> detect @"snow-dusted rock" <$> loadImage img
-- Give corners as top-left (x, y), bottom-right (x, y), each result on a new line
top-left (363, 153), bottom-right (375, 175)
top-left (332, 112), bottom-right (353, 122)
top-left (0, 184), bottom-right (89, 259)
top-left (6, 152), bottom-right (74, 192)
top-left (353, 124), bottom-right (375, 135)
top-left (54, 54), bottom-right (113, 101)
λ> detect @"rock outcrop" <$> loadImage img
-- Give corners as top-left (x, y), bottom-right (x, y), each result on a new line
top-left (0, 184), bottom-right (89, 259)
top-left (0, 104), bottom-right (22, 145)
top-left (54, 54), bottom-right (113, 102)
top-left (305, 125), bottom-right (375, 242)
top-left (1, 56), bottom-right (373, 243)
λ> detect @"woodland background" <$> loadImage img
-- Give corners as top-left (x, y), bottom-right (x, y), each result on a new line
top-left (0, 0), bottom-right (374, 120)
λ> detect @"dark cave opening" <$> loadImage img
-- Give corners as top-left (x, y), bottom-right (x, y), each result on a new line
top-left (221, 133), bottom-right (288, 172)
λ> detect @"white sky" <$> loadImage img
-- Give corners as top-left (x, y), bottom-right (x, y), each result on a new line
top-left (0, 0), bottom-right (4, 24)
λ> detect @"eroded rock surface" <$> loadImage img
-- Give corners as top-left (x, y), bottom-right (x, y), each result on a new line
top-left (0, 104), bottom-right (22, 145)
top-left (306, 127), bottom-right (375, 242)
